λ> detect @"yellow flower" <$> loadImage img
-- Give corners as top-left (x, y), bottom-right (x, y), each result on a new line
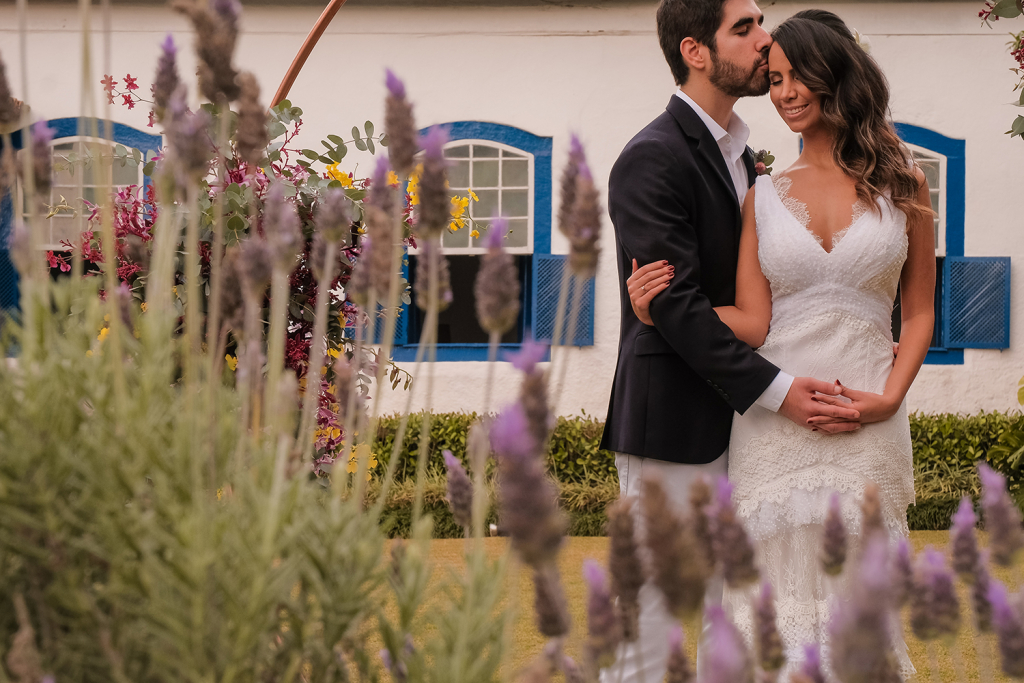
top-left (450, 217), bottom-right (466, 231)
top-left (216, 487), bottom-right (224, 501)
top-left (97, 327), bottom-right (109, 343)
top-left (326, 162), bottom-right (354, 187)
top-left (407, 171), bottom-right (421, 206)
top-left (172, 286), bottom-right (178, 297)
top-left (140, 302), bottom-right (148, 312)
top-left (331, 427), bottom-right (341, 440)
top-left (471, 229), bottom-right (480, 239)
top-left (85, 349), bottom-right (93, 357)
top-left (387, 170), bottom-right (399, 186)
top-left (225, 354), bottom-right (238, 371)
top-left (347, 444), bottom-right (379, 480)
top-left (327, 348), bottom-right (339, 359)
top-left (468, 189), bottom-right (479, 202)
top-left (450, 195), bottom-right (469, 218)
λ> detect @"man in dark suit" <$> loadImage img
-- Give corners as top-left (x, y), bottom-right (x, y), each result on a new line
top-left (599, 0), bottom-right (859, 679)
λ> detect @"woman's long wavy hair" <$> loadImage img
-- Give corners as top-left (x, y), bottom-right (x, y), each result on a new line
top-left (772, 10), bottom-right (928, 223)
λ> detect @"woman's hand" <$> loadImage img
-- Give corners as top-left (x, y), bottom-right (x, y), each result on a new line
top-left (810, 380), bottom-right (899, 425)
top-left (627, 259), bottom-right (674, 326)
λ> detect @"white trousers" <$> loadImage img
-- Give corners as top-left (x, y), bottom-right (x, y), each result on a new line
top-left (599, 451), bottom-right (728, 683)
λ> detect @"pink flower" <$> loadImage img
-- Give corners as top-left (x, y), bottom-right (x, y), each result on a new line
top-left (124, 74), bottom-right (138, 91)
top-left (122, 94), bottom-right (135, 110)
top-left (755, 162), bottom-right (767, 175)
top-left (101, 74), bottom-right (116, 95)
top-left (147, 110), bottom-right (156, 128)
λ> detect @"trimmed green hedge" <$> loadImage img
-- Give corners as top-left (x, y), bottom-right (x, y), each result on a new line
top-left (372, 410), bottom-right (1024, 535)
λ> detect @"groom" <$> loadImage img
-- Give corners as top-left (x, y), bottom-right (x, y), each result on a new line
top-left (599, 0), bottom-right (860, 679)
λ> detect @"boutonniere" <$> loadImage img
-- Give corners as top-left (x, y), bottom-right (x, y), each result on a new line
top-left (754, 149), bottom-right (775, 176)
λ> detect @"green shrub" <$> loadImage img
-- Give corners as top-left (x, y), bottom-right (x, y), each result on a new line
top-left (374, 410), bottom-right (1024, 534)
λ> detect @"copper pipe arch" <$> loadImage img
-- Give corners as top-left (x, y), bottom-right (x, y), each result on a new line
top-left (270, 0), bottom-right (347, 107)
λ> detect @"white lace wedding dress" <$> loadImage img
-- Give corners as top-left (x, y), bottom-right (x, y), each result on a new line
top-left (723, 174), bottom-right (916, 678)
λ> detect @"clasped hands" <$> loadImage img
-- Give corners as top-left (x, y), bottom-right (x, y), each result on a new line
top-left (627, 259), bottom-right (898, 434)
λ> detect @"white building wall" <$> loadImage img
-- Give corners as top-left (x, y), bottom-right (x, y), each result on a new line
top-left (2, 1), bottom-right (1021, 417)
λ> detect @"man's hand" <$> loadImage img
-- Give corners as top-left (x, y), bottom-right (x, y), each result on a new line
top-left (778, 377), bottom-right (861, 434)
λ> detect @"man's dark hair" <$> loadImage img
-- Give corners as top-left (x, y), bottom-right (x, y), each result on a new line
top-left (656, 0), bottom-right (727, 86)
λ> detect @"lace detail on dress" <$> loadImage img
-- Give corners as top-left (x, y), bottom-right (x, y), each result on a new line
top-left (771, 174), bottom-right (870, 251)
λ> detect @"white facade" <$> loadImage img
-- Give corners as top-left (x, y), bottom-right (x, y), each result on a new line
top-left (2, 0), bottom-right (1021, 417)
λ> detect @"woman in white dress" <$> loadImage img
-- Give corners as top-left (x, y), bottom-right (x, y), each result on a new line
top-left (629, 10), bottom-right (934, 678)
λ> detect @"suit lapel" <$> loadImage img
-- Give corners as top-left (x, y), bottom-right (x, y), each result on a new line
top-left (667, 96), bottom-right (742, 223)
top-left (742, 146), bottom-right (757, 187)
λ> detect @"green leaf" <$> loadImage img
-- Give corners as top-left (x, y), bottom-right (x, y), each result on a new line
top-left (1009, 115), bottom-right (1024, 138)
top-left (328, 179), bottom-right (343, 189)
top-left (115, 144), bottom-right (127, 158)
top-left (327, 149), bottom-right (341, 163)
top-left (338, 142), bottom-right (348, 159)
top-left (364, 121), bottom-right (375, 138)
top-left (296, 159), bottom-right (311, 168)
top-left (268, 121), bottom-right (287, 139)
top-left (268, 150), bottom-right (281, 163)
top-left (379, 134), bottom-right (389, 148)
top-left (367, 138), bottom-right (375, 155)
top-left (328, 134), bottom-right (344, 146)
top-left (352, 126), bottom-right (363, 142)
top-left (354, 138), bottom-right (367, 152)
top-left (132, 148), bottom-right (143, 163)
top-left (992, 0), bottom-right (1022, 17)
top-left (1018, 87), bottom-right (1024, 107)
top-left (317, 155), bottom-right (333, 165)
top-left (302, 149), bottom-right (320, 160)
top-left (143, 161), bottom-right (156, 176)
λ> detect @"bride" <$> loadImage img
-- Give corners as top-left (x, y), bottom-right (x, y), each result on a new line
top-left (629, 9), bottom-right (933, 677)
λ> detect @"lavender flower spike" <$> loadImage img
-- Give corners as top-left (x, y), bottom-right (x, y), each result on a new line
top-left (412, 238), bottom-right (452, 311)
top-left (754, 582), bottom-right (785, 673)
top-left (973, 549), bottom-right (994, 633)
top-left (235, 72), bottom-right (269, 168)
top-left (820, 492), bottom-right (847, 577)
top-left (584, 560), bottom-right (622, 669)
top-left (979, 463), bottom-right (1024, 566)
top-left (367, 154), bottom-right (395, 216)
top-left (317, 187), bottom-right (353, 245)
top-left (710, 476), bottom-right (759, 589)
top-left (30, 121), bottom-right (55, 195)
top-left (790, 644), bottom-right (826, 683)
top-left (507, 337), bottom-right (548, 374)
top-left (665, 625), bottom-right (695, 683)
top-left (606, 497), bottom-right (644, 642)
top-left (533, 563), bottom-right (570, 638)
top-left (909, 546), bottom-right (960, 642)
top-left (892, 537), bottom-right (914, 608)
top-left (384, 69), bottom-right (417, 176)
top-left (568, 161), bottom-right (602, 278)
top-left (640, 478), bottom-right (709, 618)
top-left (443, 450), bottom-right (473, 530)
top-left (152, 34), bottom-right (180, 121)
top-left (492, 402), bottom-right (565, 566)
top-left (475, 216), bottom-right (521, 335)
top-left (950, 496), bottom-right (980, 582)
top-left (988, 578), bottom-right (1024, 677)
top-left (703, 606), bottom-right (754, 683)
top-left (557, 134), bottom-right (585, 236)
top-left (414, 126), bottom-right (450, 237)
top-left (263, 182), bottom-right (302, 271)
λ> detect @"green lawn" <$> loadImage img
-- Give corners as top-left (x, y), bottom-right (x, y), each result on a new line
top-left (419, 532), bottom-right (1017, 682)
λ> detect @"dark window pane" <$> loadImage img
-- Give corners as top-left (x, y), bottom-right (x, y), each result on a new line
top-left (407, 254), bottom-right (528, 344)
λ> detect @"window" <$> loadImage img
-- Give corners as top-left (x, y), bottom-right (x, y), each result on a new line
top-left (391, 122), bottom-right (593, 362)
top-left (16, 138), bottom-right (144, 249)
top-left (0, 117), bottom-right (161, 308)
top-left (891, 124), bottom-right (1009, 362)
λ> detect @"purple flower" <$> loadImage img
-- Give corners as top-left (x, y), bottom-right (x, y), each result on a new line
top-left (475, 216), bottom-right (521, 335)
top-left (754, 582), bottom-right (785, 672)
top-left (584, 560), bottom-right (621, 669)
top-left (317, 187), bottom-right (353, 245)
top-left (892, 537), bottom-right (913, 608)
top-left (607, 497), bottom-right (644, 642)
top-left (30, 121), bottom-right (55, 194)
top-left (443, 450), bottom-right (473, 530)
top-left (263, 182), bottom-right (302, 271)
top-left (665, 625), bottom-right (695, 683)
top-left (988, 578), bottom-right (1024, 677)
top-left (490, 403), bottom-right (535, 460)
top-left (796, 643), bottom-right (826, 683)
top-left (507, 338), bottom-right (548, 374)
top-left (950, 496), bottom-right (980, 581)
top-left (703, 606), bottom-right (753, 683)
top-left (558, 134), bottom-right (585, 236)
top-left (412, 237), bottom-right (452, 311)
top-left (533, 564), bottom-right (570, 638)
top-left (641, 479), bottom-right (709, 618)
top-left (152, 34), bottom-right (180, 120)
top-left (709, 476), bottom-right (759, 589)
top-left (235, 72), bottom-right (268, 167)
top-left (368, 155), bottom-right (394, 214)
top-left (974, 549), bottom-right (994, 633)
top-left (415, 126), bottom-right (450, 237)
top-left (979, 464), bottom-right (1024, 566)
top-left (385, 68), bottom-right (406, 99)
top-left (909, 547), bottom-right (960, 642)
top-left (820, 492), bottom-right (847, 576)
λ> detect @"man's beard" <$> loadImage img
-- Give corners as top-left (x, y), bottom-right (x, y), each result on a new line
top-left (709, 50), bottom-right (769, 98)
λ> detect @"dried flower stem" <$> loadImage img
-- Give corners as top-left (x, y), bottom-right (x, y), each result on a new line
top-left (551, 272), bottom-right (585, 415)
top-left (927, 643), bottom-right (941, 683)
top-left (263, 267), bottom-right (292, 437)
top-left (412, 237), bottom-right (441, 522)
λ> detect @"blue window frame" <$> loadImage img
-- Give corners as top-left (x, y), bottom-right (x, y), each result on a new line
top-left (392, 122), bottom-right (558, 363)
top-left (0, 117), bottom-right (161, 310)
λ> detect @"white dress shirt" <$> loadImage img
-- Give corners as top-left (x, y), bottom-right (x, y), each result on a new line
top-left (674, 89), bottom-right (794, 412)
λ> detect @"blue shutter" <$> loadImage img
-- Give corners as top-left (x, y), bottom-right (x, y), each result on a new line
top-left (531, 253), bottom-right (594, 346)
top-left (0, 191), bottom-right (17, 311)
top-left (372, 302), bottom-right (408, 346)
top-left (943, 256), bottom-right (1011, 349)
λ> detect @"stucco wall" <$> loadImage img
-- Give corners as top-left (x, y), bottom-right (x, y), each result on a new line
top-left (2, 1), bottom-right (1020, 417)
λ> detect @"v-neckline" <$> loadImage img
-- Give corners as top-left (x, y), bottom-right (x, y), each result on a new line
top-left (766, 175), bottom-right (871, 256)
